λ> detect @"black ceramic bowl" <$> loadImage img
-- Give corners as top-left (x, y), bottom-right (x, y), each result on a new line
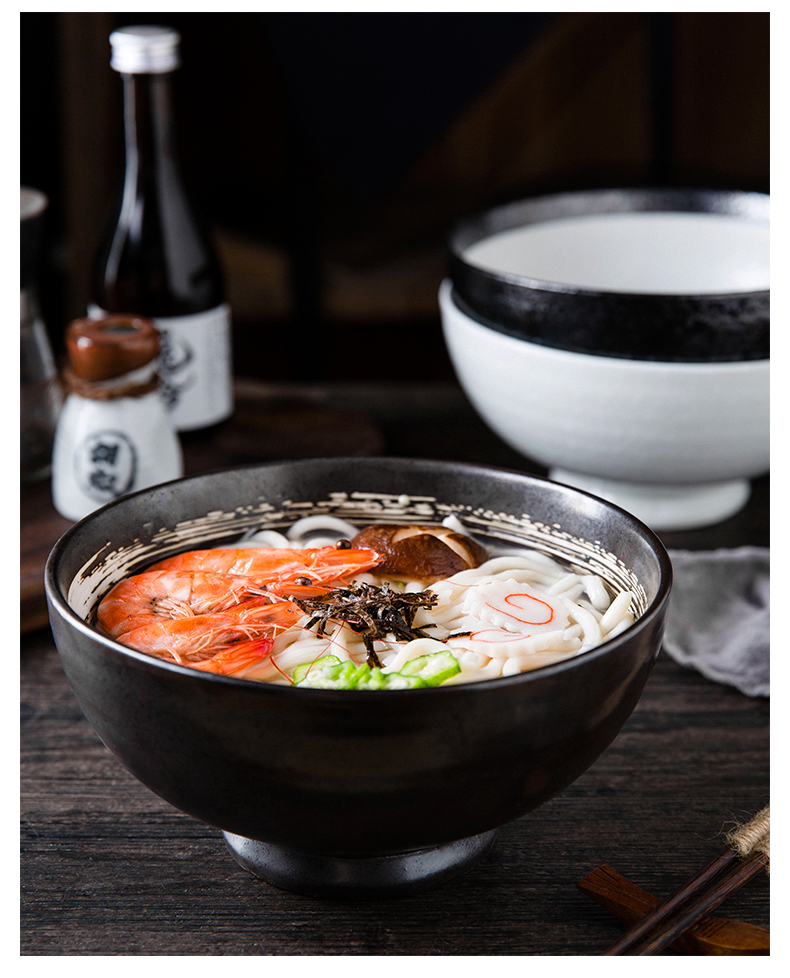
top-left (45, 458), bottom-right (672, 898)
top-left (448, 187), bottom-right (769, 361)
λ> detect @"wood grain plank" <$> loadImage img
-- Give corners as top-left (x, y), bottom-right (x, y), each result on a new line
top-left (21, 630), bottom-right (769, 956)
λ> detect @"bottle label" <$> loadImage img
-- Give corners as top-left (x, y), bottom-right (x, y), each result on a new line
top-left (52, 392), bottom-right (184, 521)
top-left (88, 303), bottom-right (233, 431)
top-left (75, 429), bottom-right (138, 503)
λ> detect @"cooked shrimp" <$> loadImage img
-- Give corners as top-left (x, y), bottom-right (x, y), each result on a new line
top-left (95, 545), bottom-right (383, 676)
top-left (97, 569), bottom-right (272, 639)
top-left (96, 568), bottom-right (303, 672)
top-left (107, 598), bottom-right (301, 656)
top-left (147, 545), bottom-right (382, 585)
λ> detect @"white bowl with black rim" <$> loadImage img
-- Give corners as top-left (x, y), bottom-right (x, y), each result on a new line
top-left (441, 188), bottom-right (770, 531)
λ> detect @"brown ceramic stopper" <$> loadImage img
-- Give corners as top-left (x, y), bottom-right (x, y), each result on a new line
top-left (65, 315), bottom-right (160, 382)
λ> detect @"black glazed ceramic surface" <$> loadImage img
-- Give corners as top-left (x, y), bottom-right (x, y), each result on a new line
top-left (448, 188), bottom-right (769, 362)
top-left (45, 458), bottom-right (672, 897)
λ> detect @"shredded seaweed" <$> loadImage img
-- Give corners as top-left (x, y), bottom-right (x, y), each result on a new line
top-left (291, 582), bottom-right (440, 669)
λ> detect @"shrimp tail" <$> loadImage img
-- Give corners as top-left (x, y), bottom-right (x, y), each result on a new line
top-left (191, 637), bottom-right (276, 675)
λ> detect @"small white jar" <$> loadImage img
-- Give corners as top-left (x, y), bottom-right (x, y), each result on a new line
top-left (52, 315), bottom-right (183, 521)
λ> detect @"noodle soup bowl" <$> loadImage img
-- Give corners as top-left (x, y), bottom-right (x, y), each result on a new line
top-left (46, 457), bottom-right (671, 898)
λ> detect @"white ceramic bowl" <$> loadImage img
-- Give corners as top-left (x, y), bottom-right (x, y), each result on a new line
top-left (439, 280), bottom-right (769, 530)
top-left (448, 190), bottom-right (770, 364)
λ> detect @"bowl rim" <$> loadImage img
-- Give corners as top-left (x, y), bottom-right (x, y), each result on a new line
top-left (448, 186), bottom-right (770, 301)
top-left (440, 279), bottom-right (772, 369)
top-left (45, 457), bottom-right (674, 696)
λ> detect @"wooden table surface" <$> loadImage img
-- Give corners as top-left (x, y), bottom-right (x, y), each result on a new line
top-left (20, 380), bottom-right (770, 956)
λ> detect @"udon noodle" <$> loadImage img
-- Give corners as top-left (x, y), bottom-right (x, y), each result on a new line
top-left (223, 515), bottom-right (637, 686)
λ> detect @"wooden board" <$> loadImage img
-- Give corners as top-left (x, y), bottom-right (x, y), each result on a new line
top-left (20, 631), bottom-right (769, 955)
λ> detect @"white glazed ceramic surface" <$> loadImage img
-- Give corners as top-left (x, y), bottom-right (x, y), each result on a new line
top-left (51, 389), bottom-right (183, 522)
top-left (439, 280), bottom-right (769, 530)
top-left (463, 211), bottom-right (770, 295)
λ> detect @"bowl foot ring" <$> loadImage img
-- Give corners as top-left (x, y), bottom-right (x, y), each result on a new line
top-left (222, 829), bottom-right (498, 898)
top-left (549, 469), bottom-right (751, 531)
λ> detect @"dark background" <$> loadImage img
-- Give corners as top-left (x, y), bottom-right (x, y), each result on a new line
top-left (20, 11), bottom-right (769, 382)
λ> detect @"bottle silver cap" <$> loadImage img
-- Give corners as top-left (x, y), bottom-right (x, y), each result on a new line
top-left (109, 25), bottom-right (181, 74)
top-left (21, 187), bottom-right (49, 222)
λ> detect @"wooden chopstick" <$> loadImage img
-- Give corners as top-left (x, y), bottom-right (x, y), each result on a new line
top-left (578, 864), bottom-right (769, 954)
top-left (601, 848), bottom-right (738, 955)
top-left (630, 851), bottom-right (769, 956)
top-left (602, 806), bottom-right (770, 956)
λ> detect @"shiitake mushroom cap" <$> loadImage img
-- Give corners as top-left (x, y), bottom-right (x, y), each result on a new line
top-left (349, 524), bottom-right (487, 582)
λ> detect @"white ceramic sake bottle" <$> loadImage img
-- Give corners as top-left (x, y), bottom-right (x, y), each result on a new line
top-left (52, 314), bottom-right (183, 521)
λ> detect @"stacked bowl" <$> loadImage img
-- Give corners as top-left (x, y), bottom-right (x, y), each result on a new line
top-left (441, 188), bottom-right (770, 530)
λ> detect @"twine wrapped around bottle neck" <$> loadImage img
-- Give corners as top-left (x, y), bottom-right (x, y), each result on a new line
top-left (62, 363), bottom-right (161, 400)
top-left (726, 805), bottom-right (770, 869)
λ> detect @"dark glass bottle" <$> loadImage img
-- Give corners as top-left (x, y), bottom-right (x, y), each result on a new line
top-left (91, 25), bottom-right (233, 431)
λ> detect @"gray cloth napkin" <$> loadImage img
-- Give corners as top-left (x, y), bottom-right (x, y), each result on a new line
top-left (662, 547), bottom-right (770, 697)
